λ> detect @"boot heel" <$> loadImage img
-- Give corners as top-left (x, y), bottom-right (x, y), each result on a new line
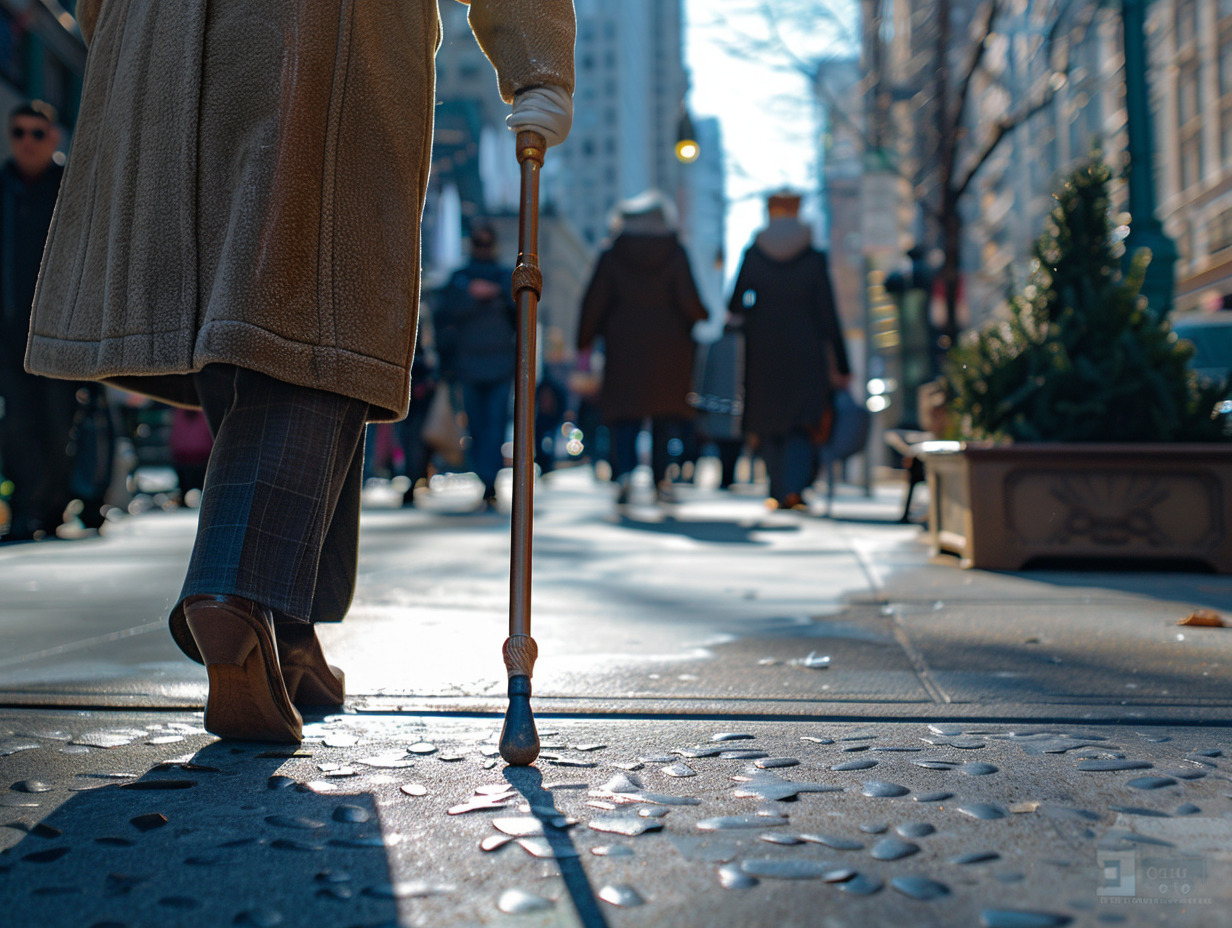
top-left (182, 596), bottom-right (303, 743)
top-left (287, 666), bottom-right (346, 707)
top-left (185, 612), bottom-right (259, 665)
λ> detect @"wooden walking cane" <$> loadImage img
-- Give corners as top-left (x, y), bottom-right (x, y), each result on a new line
top-left (499, 130), bottom-right (547, 766)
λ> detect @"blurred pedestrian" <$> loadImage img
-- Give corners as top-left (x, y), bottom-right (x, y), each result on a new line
top-left (168, 407), bottom-right (213, 504)
top-left (534, 327), bottom-right (572, 477)
top-left (434, 223), bottom-right (517, 508)
top-left (69, 382), bottom-right (118, 528)
top-left (25, 3), bottom-right (574, 741)
top-left (396, 340), bottom-right (440, 507)
top-left (728, 190), bottom-right (851, 510)
top-left (577, 191), bottom-right (708, 505)
top-left (0, 101), bottom-right (76, 542)
top-left (693, 321), bottom-right (746, 490)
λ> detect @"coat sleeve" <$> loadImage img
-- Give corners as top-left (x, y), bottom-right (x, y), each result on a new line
top-left (577, 252), bottom-right (613, 352)
top-left (727, 249), bottom-right (754, 320)
top-left (462, 0), bottom-right (576, 102)
top-left (814, 251), bottom-right (851, 376)
top-left (672, 245), bottom-right (709, 328)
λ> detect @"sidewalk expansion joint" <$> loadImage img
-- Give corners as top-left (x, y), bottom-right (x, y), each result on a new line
top-left (5, 701), bottom-right (1230, 729)
top-left (349, 708), bottom-right (1232, 727)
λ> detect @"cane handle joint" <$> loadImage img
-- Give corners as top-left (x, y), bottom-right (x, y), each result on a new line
top-left (516, 131), bottom-right (547, 167)
top-left (512, 263), bottom-right (543, 301)
top-left (502, 634), bottom-right (538, 679)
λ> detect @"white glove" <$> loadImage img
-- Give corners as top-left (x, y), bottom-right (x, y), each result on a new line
top-left (506, 85), bottom-right (573, 148)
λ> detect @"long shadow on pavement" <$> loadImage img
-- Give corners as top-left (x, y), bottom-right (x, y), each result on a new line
top-left (615, 515), bottom-right (800, 545)
top-left (504, 765), bottom-right (610, 928)
top-left (0, 742), bottom-right (398, 926)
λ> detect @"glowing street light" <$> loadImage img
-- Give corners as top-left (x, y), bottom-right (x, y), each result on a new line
top-left (676, 108), bottom-right (699, 164)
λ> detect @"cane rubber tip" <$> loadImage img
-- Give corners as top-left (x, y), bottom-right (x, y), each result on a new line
top-left (499, 675), bottom-right (539, 766)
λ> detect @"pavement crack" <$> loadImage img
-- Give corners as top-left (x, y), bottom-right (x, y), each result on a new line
top-left (890, 622), bottom-right (952, 705)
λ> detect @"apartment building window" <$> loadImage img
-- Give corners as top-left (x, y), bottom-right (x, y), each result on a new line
top-left (1182, 137), bottom-right (1202, 191)
top-left (1223, 108), bottom-right (1232, 168)
top-left (1180, 66), bottom-right (1203, 124)
top-left (1180, 63), bottom-right (1204, 189)
top-left (1222, 34), bottom-right (1232, 166)
top-left (1209, 208), bottom-right (1232, 255)
top-left (1177, 223), bottom-right (1192, 266)
top-left (1177, 0), bottom-right (1199, 46)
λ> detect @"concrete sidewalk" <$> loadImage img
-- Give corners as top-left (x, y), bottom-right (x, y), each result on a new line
top-left (1, 467), bottom-right (1230, 927)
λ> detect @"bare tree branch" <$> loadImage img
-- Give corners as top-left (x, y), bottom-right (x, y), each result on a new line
top-left (952, 0), bottom-right (1002, 133)
top-left (952, 0), bottom-right (1100, 201)
top-left (954, 91), bottom-right (1056, 200)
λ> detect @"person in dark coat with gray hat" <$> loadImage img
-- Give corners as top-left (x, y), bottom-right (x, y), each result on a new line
top-left (578, 191), bottom-right (708, 505)
top-left (729, 190), bottom-right (851, 510)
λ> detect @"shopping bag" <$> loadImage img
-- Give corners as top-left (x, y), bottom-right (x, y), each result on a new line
top-left (820, 390), bottom-right (870, 464)
top-left (421, 384), bottom-right (465, 467)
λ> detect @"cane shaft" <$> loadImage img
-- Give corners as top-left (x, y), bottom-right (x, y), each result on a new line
top-left (500, 131), bottom-right (546, 768)
top-left (510, 131), bottom-right (544, 640)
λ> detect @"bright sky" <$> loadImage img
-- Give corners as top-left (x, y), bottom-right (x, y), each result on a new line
top-left (683, 0), bottom-right (856, 282)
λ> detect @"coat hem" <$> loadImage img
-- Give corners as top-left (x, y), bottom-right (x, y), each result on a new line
top-left (26, 322), bottom-right (408, 421)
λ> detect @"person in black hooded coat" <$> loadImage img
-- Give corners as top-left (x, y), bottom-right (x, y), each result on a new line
top-left (577, 191), bottom-right (708, 503)
top-left (728, 190), bottom-right (851, 509)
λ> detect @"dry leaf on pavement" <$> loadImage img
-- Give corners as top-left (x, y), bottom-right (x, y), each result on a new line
top-left (1178, 609), bottom-right (1226, 627)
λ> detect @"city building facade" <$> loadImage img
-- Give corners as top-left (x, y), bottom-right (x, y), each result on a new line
top-left (1151, 0), bottom-right (1232, 312)
top-left (868, 0), bottom-right (1232, 321)
top-left (433, 0), bottom-right (716, 348)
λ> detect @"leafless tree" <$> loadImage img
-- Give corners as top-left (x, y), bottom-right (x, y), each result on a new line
top-left (720, 0), bottom-right (1101, 339)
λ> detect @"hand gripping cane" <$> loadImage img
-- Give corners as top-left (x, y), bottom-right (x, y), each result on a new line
top-left (499, 130), bottom-right (547, 766)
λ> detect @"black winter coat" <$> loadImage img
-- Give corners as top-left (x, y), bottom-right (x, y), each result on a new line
top-left (728, 243), bottom-right (850, 439)
top-left (433, 260), bottom-right (517, 386)
top-left (577, 232), bottom-right (707, 422)
top-left (1, 160), bottom-right (62, 370)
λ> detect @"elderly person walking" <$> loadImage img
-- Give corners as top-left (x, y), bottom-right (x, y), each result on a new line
top-left (25, 1), bottom-right (574, 741)
top-left (577, 191), bottom-right (708, 505)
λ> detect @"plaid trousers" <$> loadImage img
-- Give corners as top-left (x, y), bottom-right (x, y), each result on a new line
top-left (178, 365), bottom-right (369, 624)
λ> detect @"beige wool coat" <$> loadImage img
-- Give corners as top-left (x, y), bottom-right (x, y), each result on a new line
top-left (26, 0), bottom-right (574, 421)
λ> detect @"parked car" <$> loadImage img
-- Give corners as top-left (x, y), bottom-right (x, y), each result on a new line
top-left (1171, 311), bottom-right (1232, 386)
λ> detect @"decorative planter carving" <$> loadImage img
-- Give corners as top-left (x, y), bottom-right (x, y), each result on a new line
top-left (922, 443), bottom-right (1232, 572)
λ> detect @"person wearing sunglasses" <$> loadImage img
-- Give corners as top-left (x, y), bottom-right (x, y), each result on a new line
top-left (1, 101), bottom-right (77, 543)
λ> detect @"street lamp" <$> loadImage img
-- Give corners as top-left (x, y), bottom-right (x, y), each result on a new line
top-left (1121, 0), bottom-right (1177, 315)
top-left (676, 108), bottom-right (700, 164)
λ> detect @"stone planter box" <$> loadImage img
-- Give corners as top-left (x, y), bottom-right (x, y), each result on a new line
top-left (921, 442), bottom-right (1232, 572)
